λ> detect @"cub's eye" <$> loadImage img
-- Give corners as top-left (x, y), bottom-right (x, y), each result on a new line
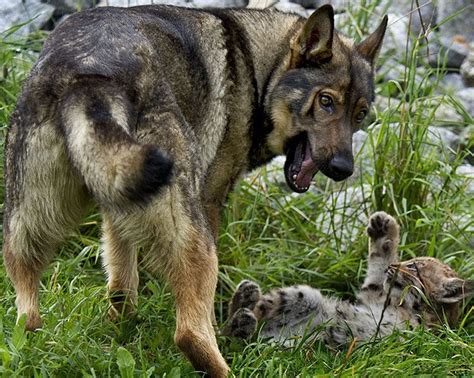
top-left (355, 109), bottom-right (367, 123)
top-left (406, 262), bottom-right (417, 271)
top-left (319, 94), bottom-right (333, 110)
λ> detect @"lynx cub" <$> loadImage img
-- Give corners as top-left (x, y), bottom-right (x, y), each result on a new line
top-left (225, 212), bottom-right (473, 346)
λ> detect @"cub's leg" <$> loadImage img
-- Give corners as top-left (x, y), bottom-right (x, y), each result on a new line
top-left (224, 280), bottom-right (261, 338)
top-left (3, 118), bottom-right (90, 331)
top-left (228, 280), bottom-right (262, 316)
top-left (226, 281), bottom-right (328, 341)
top-left (254, 285), bottom-right (326, 341)
top-left (361, 212), bottom-right (400, 292)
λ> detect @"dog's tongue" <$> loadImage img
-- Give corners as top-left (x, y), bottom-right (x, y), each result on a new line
top-left (296, 142), bottom-right (318, 188)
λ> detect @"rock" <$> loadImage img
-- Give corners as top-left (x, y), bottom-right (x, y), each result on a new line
top-left (41, 0), bottom-right (95, 16)
top-left (438, 73), bottom-right (466, 94)
top-left (378, 61), bottom-right (425, 91)
top-left (428, 126), bottom-right (461, 152)
top-left (274, 1), bottom-right (308, 17)
top-left (262, 155), bottom-right (287, 188)
top-left (434, 103), bottom-right (464, 125)
top-left (352, 130), bottom-right (368, 157)
top-left (429, 35), bottom-right (470, 69)
top-left (380, 13), bottom-right (410, 56)
top-left (455, 164), bottom-right (474, 194)
top-left (193, 0), bottom-right (247, 7)
top-left (437, 1), bottom-right (474, 42)
top-left (351, 130), bottom-right (373, 182)
top-left (287, 0), bottom-right (317, 9)
top-left (312, 184), bottom-right (372, 245)
top-left (312, 0), bottom-right (346, 11)
top-left (459, 124), bottom-right (474, 164)
top-left (98, 0), bottom-right (192, 6)
top-left (247, 0), bottom-right (277, 8)
top-left (460, 50), bottom-right (474, 87)
top-left (408, 1), bottom-right (436, 38)
top-left (456, 88), bottom-right (474, 116)
top-left (0, 0), bottom-right (55, 37)
top-left (374, 96), bottom-right (401, 113)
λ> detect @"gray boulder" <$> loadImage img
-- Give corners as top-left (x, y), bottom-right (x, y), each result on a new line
top-left (455, 164), bottom-right (474, 194)
top-left (193, 0), bottom-right (247, 7)
top-left (247, 0), bottom-right (277, 8)
top-left (0, 0), bottom-right (55, 37)
top-left (287, 0), bottom-right (317, 9)
top-left (41, 0), bottom-right (95, 16)
top-left (429, 35), bottom-right (470, 69)
top-left (456, 88), bottom-right (474, 117)
top-left (98, 0), bottom-right (192, 6)
top-left (434, 102), bottom-right (464, 125)
top-left (437, 73), bottom-right (466, 94)
top-left (460, 50), bottom-right (474, 87)
top-left (437, 1), bottom-right (474, 42)
top-left (274, 1), bottom-right (308, 17)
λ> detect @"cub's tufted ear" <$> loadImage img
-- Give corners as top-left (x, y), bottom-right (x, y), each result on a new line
top-left (290, 4), bottom-right (334, 67)
top-left (432, 278), bottom-right (474, 304)
top-left (356, 15), bottom-right (388, 65)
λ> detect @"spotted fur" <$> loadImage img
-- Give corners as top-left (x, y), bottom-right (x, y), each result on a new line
top-left (225, 212), bottom-right (473, 346)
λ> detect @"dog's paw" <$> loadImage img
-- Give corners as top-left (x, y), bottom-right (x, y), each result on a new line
top-left (225, 308), bottom-right (257, 339)
top-left (108, 290), bottom-right (136, 321)
top-left (367, 212), bottom-right (399, 241)
top-left (229, 280), bottom-right (262, 316)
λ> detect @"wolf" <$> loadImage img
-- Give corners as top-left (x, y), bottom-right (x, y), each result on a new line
top-left (3, 4), bottom-right (387, 376)
top-left (225, 212), bottom-right (473, 345)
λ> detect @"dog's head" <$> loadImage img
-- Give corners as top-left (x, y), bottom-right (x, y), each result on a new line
top-left (267, 5), bottom-right (387, 192)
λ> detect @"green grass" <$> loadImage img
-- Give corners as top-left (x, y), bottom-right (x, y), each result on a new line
top-left (0, 3), bottom-right (473, 377)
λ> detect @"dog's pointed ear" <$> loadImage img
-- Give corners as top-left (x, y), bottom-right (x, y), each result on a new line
top-left (432, 278), bottom-right (474, 304)
top-left (356, 15), bottom-right (388, 65)
top-left (290, 5), bottom-right (334, 67)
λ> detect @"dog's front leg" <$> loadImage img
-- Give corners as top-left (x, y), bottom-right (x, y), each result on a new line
top-left (168, 228), bottom-right (229, 377)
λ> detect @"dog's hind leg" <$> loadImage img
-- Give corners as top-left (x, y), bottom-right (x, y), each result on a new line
top-left (101, 215), bottom-right (138, 319)
top-left (3, 118), bottom-right (90, 330)
top-left (168, 228), bottom-right (229, 378)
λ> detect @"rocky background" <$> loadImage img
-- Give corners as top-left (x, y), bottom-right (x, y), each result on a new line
top-left (1, 0), bottom-right (473, 243)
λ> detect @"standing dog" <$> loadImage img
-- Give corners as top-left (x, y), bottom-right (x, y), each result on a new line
top-left (3, 4), bottom-right (387, 376)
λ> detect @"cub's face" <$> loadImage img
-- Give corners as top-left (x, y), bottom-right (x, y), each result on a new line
top-left (386, 257), bottom-right (473, 324)
top-left (267, 5), bottom-right (387, 193)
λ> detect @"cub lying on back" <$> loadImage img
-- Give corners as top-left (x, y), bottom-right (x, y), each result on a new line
top-left (225, 212), bottom-right (473, 346)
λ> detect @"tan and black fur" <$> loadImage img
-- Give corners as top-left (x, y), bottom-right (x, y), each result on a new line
top-left (225, 212), bottom-right (473, 345)
top-left (3, 5), bottom-right (387, 376)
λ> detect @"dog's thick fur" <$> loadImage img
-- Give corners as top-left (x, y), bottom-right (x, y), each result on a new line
top-left (4, 5), bottom-right (387, 376)
top-left (225, 212), bottom-right (474, 345)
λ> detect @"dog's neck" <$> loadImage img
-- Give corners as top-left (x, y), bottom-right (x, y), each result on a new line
top-left (230, 10), bottom-right (301, 102)
top-left (225, 10), bottom-right (302, 169)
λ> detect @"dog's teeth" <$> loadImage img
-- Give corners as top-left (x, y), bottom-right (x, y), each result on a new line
top-left (292, 174), bottom-right (297, 180)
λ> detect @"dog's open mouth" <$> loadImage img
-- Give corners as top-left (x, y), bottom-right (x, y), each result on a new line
top-left (284, 133), bottom-right (319, 193)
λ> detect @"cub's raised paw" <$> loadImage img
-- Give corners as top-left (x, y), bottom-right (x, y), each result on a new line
top-left (229, 280), bottom-right (262, 316)
top-left (367, 212), bottom-right (399, 241)
top-left (225, 308), bottom-right (257, 339)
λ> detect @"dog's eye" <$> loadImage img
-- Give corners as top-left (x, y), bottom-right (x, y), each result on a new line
top-left (319, 94), bottom-right (333, 110)
top-left (355, 109), bottom-right (367, 123)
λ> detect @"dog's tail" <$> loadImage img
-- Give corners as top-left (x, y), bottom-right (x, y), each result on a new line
top-left (61, 81), bottom-right (173, 208)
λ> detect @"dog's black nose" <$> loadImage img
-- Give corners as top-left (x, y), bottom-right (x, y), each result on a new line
top-left (328, 153), bottom-right (353, 181)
